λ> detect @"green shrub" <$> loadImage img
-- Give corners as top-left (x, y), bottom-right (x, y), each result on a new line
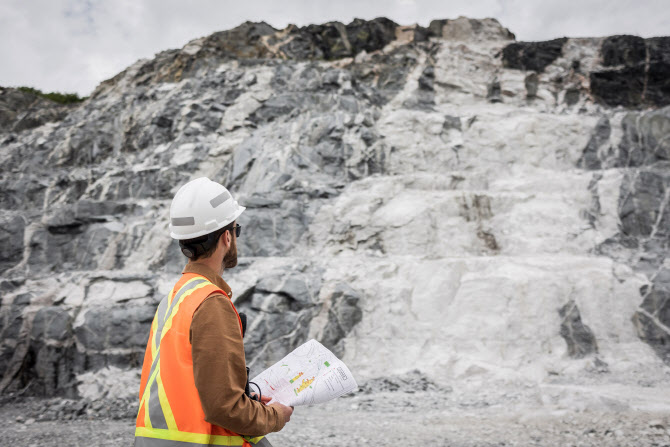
top-left (17, 86), bottom-right (88, 104)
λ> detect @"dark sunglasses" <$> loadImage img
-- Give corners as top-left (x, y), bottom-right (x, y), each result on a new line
top-left (229, 224), bottom-right (241, 238)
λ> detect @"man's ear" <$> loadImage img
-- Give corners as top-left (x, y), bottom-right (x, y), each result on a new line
top-left (219, 230), bottom-right (231, 250)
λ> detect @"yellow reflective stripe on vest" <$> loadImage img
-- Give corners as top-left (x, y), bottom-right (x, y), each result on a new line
top-left (135, 427), bottom-right (248, 446)
top-left (156, 365), bottom-right (177, 430)
top-left (156, 277), bottom-right (206, 357)
top-left (159, 280), bottom-right (211, 348)
top-left (150, 317), bottom-right (158, 360)
top-left (143, 358), bottom-right (160, 429)
top-left (139, 277), bottom-right (211, 429)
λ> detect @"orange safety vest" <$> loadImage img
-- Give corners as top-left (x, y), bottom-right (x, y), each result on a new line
top-left (134, 273), bottom-right (265, 447)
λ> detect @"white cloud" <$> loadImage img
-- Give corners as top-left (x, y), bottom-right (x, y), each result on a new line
top-left (0, 0), bottom-right (668, 96)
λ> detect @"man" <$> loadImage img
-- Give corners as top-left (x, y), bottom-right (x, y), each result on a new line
top-left (135, 177), bottom-right (293, 447)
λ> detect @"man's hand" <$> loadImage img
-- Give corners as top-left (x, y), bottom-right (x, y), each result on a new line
top-left (269, 402), bottom-right (294, 424)
top-left (251, 393), bottom-right (273, 405)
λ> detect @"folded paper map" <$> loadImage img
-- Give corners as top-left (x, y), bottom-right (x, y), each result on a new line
top-left (250, 339), bottom-right (358, 406)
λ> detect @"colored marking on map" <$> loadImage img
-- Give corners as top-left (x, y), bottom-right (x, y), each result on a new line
top-left (263, 379), bottom-right (276, 391)
top-left (324, 361), bottom-right (330, 367)
top-left (289, 372), bottom-right (304, 384)
top-left (294, 377), bottom-right (315, 395)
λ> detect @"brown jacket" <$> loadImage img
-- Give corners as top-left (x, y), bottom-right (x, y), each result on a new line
top-left (185, 263), bottom-right (284, 436)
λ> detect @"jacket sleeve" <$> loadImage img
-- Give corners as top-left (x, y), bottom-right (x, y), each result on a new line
top-left (190, 294), bottom-right (285, 436)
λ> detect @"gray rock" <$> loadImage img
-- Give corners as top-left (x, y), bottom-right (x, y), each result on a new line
top-left (31, 307), bottom-right (72, 342)
top-left (74, 304), bottom-right (154, 353)
top-left (418, 65), bottom-right (435, 91)
top-left (0, 87), bottom-right (78, 133)
top-left (486, 78), bottom-right (502, 103)
top-left (316, 283), bottom-right (363, 357)
top-left (0, 214), bottom-right (25, 273)
top-left (250, 293), bottom-right (290, 313)
top-left (233, 266), bottom-right (322, 373)
top-left (577, 117), bottom-right (611, 170)
top-left (559, 300), bottom-right (598, 358)
top-left (633, 274), bottom-right (670, 363)
top-left (578, 107), bottom-right (670, 171)
top-left (564, 87), bottom-right (580, 106)
top-left (619, 170), bottom-right (670, 240)
top-left (618, 108), bottom-right (670, 167)
top-left (524, 72), bottom-right (539, 98)
top-left (255, 271), bottom-right (318, 306)
top-left (0, 293), bottom-right (32, 381)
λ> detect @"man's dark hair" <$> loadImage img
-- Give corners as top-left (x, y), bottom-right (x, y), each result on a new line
top-left (179, 222), bottom-right (236, 261)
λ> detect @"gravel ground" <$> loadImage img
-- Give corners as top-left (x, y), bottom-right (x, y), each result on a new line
top-left (2, 386), bottom-right (670, 447)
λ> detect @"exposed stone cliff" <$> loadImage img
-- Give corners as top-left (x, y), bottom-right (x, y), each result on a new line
top-left (0, 17), bottom-right (669, 400)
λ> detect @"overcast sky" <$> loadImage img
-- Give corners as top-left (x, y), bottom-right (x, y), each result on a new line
top-left (1, 0), bottom-right (668, 96)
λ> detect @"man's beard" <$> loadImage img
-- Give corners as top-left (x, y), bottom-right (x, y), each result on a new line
top-left (222, 236), bottom-right (238, 269)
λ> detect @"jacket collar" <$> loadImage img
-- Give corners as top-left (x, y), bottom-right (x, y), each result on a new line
top-left (182, 263), bottom-right (233, 299)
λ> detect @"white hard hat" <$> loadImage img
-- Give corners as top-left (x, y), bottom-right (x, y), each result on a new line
top-left (169, 177), bottom-right (245, 240)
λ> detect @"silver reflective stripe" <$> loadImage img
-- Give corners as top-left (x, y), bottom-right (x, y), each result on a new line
top-left (134, 435), bottom-right (262, 447)
top-left (148, 377), bottom-right (168, 429)
top-left (135, 437), bottom-right (207, 447)
top-left (209, 191), bottom-right (231, 208)
top-left (154, 279), bottom-right (208, 352)
top-left (163, 279), bottom-right (207, 331)
top-left (171, 217), bottom-right (195, 226)
top-left (146, 351), bottom-right (161, 398)
top-left (143, 278), bottom-right (209, 427)
top-left (153, 296), bottom-right (169, 352)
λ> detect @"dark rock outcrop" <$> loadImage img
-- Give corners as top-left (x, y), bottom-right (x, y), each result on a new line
top-left (0, 87), bottom-right (78, 133)
top-left (590, 66), bottom-right (646, 107)
top-left (601, 35), bottom-right (646, 67)
top-left (590, 36), bottom-right (670, 108)
top-left (502, 38), bottom-right (567, 72)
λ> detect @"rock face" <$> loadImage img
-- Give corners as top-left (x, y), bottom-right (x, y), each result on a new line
top-left (0, 17), bottom-right (669, 399)
top-left (0, 88), bottom-right (76, 133)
